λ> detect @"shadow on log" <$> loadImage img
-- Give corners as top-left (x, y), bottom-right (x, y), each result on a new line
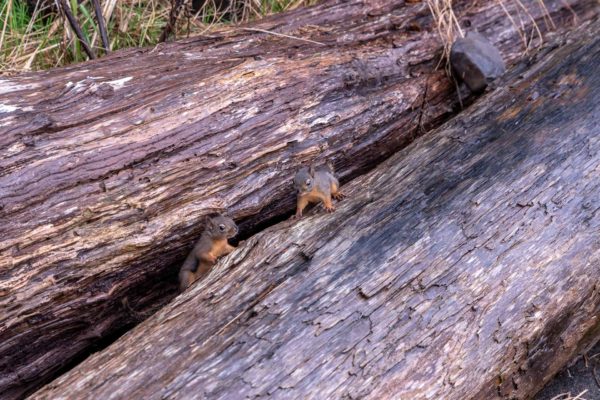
top-left (32, 22), bottom-right (600, 400)
top-left (0, 0), bottom-right (597, 398)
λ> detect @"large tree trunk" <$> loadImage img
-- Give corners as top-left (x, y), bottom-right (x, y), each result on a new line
top-left (0, 0), bottom-right (597, 398)
top-left (31, 23), bottom-right (600, 400)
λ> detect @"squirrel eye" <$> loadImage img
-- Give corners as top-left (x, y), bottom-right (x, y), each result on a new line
top-left (219, 224), bottom-right (226, 231)
top-left (305, 178), bottom-right (311, 185)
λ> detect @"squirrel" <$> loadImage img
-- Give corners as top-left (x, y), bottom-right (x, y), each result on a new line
top-left (178, 214), bottom-right (238, 291)
top-left (293, 162), bottom-right (345, 219)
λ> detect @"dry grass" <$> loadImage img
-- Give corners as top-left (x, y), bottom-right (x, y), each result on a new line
top-left (0, 0), bottom-right (572, 74)
top-left (425, 0), bottom-right (556, 71)
top-left (425, 0), bottom-right (464, 64)
top-left (0, 0), bottom-right (317, 73)
top-left (549, 390), bottom-right (590, 400)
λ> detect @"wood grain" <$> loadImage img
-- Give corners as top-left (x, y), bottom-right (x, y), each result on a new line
top-left (0, 0), bottom-right (596, 398)
top-left (33, 21), bottom-right (600, 400)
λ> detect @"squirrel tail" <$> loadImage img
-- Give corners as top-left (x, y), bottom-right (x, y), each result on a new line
top-left (181, 252), bottom-right (199, 273)
top-left (179, 253), bottom-right (199, 291)
top-left (179, 269), bottom-right (195, 292)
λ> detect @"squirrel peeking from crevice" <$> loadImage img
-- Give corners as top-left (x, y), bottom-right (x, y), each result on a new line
top-left (178, 214), bottom-right (238, 291)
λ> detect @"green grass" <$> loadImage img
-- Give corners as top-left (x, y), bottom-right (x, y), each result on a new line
top-left (1, 0), bottom-right (60, 70)
top-left (0, 0), bottom-right (317, 73)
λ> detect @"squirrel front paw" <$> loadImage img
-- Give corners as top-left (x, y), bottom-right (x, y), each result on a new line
top-left (332, 192), bottom-right (346, 201)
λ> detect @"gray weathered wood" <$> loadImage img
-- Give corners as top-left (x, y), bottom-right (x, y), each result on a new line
top-left (32, 22), bottom-right (600, 400)
top-left (0, 0), bottom-right (597, 398)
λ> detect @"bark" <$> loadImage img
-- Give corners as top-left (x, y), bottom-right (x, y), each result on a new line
top-left (31, 22), bottom-right (600, 400)
top-left (0, 0), bottom-right (596, 398)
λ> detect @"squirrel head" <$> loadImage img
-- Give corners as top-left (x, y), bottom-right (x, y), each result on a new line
top-left (293, 166), bottom-right (315, 195)
top-left (205, 214), bottom-right (238, 239)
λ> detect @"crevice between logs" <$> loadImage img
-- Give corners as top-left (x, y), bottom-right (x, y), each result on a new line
top-left (25, 28), bottom-right (594, 399)
top-left (3, 2), bottom-right (599, 398)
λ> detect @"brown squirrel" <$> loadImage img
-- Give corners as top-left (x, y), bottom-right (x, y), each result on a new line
top-left (293, 162), bottom-right (345, 219)
top-left (178, 214), bottom-right (238, 291)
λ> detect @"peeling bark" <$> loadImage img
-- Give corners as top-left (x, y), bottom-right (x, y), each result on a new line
top-left (0, 0), bottom-right (597, 398)
top-left (32, 22), bottom-right (600, 400)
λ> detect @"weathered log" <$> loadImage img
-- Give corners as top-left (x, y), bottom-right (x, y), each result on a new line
top-left (32, 22), bottom-right (600, 400)
top-left (0, 0), bottom-right (596, 398)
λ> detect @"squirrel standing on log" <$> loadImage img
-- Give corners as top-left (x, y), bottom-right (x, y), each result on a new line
top-left (293, 162), bottom-right (345, 219)
top-left (178, 214), bottom-right (238, 291)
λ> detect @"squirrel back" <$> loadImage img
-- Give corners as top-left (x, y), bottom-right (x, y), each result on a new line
top-left (294, 163), bottom-right (337, 194)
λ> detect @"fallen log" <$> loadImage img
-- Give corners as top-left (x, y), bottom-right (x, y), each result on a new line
top-left (32, 22), bottom-right (600, 400)
top-left (0, 0), bottom-right (596, 398)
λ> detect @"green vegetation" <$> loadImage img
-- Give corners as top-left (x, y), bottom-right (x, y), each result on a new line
top-left (0, 0), bottom-right (316, 73)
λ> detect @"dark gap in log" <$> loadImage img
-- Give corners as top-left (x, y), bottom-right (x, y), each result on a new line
top-left (237, 208), bottom-right (295, 242)
top-left (30, 207), bottom-right (313, 398)
top-left (2, 1), bottom-right (598, 398)
top-left (19, 323), bottom-right (136, 399)
top-left (10, 72), bottom-right (461, 400)
top-left (15, 267), bottom-right (182, 399)
top-left (15, 39), bottom-right (539, 396)
top-left (29, 22), bottom-right (600, 398)
top-left (235, 90), bottom-right (480, 241)
top-left (13, 35), bottom-right (577, 399)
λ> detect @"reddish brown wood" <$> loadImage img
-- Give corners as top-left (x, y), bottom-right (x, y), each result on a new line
top-left (32, 23), bottom-right (600, 400)
top-left (0, 0), bottom-right (596, 398)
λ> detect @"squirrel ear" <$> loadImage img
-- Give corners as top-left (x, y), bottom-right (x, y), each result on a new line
top-left (204, 216), bottom-right (215, 230)
top-left (309, 165), bottom-right (316, 177)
